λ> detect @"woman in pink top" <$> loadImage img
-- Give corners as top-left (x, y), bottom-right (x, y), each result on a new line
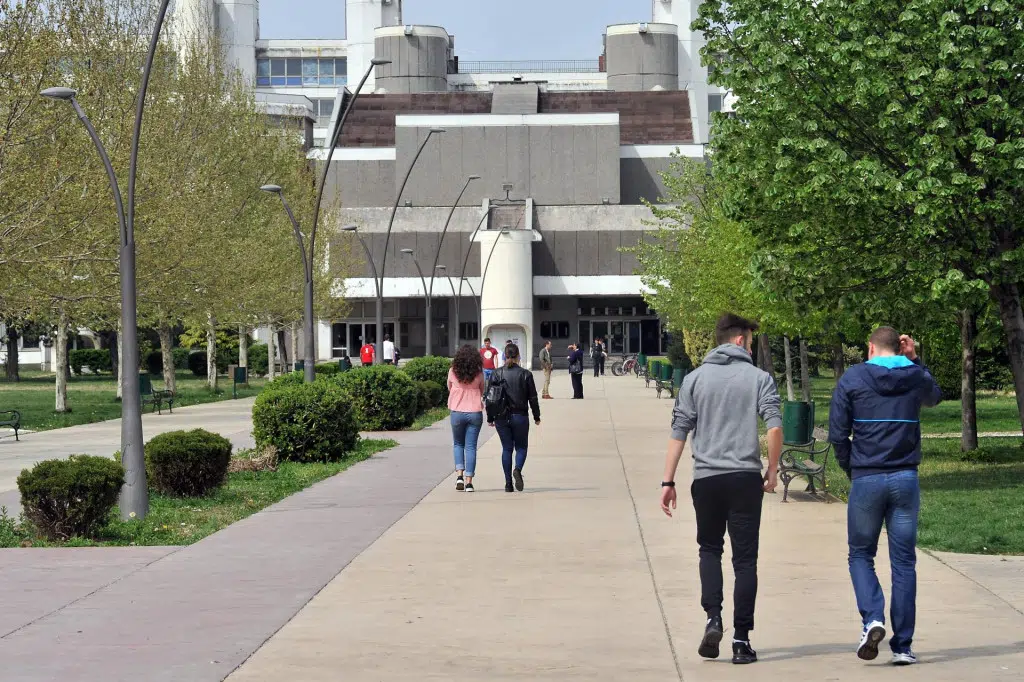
top-left (448, 344), bottom-right (486, 492)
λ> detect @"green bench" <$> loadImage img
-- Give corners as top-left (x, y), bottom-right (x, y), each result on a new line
top-left (778, 401), bottom-right (831, 502)
top-left (636, 353), bottom-right (648, 379)
top-left (646, 360), bottom-right (662, 388)
top-left (656, 366), bottom-right (684, 399)
top-left (0, 409), bottom-right (21, 441)
top-left (140, 374), bottom-right (175, 415)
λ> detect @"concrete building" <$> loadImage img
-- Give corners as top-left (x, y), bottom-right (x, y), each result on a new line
top-left (174, 0), bottom-right (730, 368)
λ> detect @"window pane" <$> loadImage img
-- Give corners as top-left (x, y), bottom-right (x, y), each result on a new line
top-left (286, 76), bottom-right (302, 86)
top-left (270, 76), bottom-right (286, 85)
top-left (558, 322), bottom-right (570, 339)
top-left (320, 76), bottom-right (335, 86)
top-left (319, 59), bottom-right (334, 76)
top-left (320, 99), bottom-right (334, 116)
top-left (302, 58), bottom-right (318, 84)
top-left (540, 321), bottom-right (551, 338)
top-left (286, 58), bottom-right (301, 76)
top-left (708, 94), bottom-right (723, 113)
top-left (336, 58), bottom-right (348, 76)
top-left (257, 58), bottom-right (270, 77)
top-left (256, 77), bottom-right (271, 86)
top-left (270, 59), bottom-right (285, 76)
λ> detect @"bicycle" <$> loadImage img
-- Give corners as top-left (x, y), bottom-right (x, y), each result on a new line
top-left (611, 353), bottom-right (638, 377)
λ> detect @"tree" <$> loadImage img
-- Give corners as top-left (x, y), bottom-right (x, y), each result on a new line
top-left (696, 0), bottom-right (1024, 436)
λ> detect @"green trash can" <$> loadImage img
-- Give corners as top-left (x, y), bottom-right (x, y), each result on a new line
top-left (783, 401), bottom-right (815, 445)
top-left (672, 368), bottom-right (685, 390)
top-left (637, 353), bottom-right (648, 377)
top-left (293, 360), bottom-right (305, 373)
top-left (661, 364), bottom-right (672, 382)
top-left (338, 357), bottom-right (352, 372)
top-left (648, 360), bottom-right (662, 388)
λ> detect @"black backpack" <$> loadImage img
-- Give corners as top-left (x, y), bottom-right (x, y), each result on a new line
top-left (484, 369), bottom-right (511, 422)
top-left (591, 343), bottom-right (603, 359)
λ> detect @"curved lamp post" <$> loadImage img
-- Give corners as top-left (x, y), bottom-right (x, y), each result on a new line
top-left (39, 0), bottom-right (172, 522)
top-left (341, 226), bottom-right (380, 356)
top-left (430, 175), bottom-right (479, 349)
top-left (260, 59), bottom-right (387, 383)
top-left (435, 265), bottom-right (458, 348)
top-left (375, 127), bottom-right (445, 363)
top-left (454, 205), bottom-right (496, 347)
top-left (400, 248), bottom-right (431, 354)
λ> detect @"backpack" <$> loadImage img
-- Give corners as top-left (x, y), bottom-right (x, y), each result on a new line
top-left (591, 343), bottom-right (603, 359)
top-left (484, 369), bottom-right (512, 423)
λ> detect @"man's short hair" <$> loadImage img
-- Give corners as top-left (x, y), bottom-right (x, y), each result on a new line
top-left (715, 313), bottom-right (760, 345)
top-left (869, 326), bottom-right (900, 353)
top-left (384, 334), bottom-right (390, 341)
top-left (484, 337), bottom-right (490, 343)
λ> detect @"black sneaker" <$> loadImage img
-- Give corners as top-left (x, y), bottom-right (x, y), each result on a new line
top-left (513, 468), bottom-right (524, 491)
top-left (732, 640), bottom-right (757, 665)
top-left (698, 616), bottom-right (724, 659)
top-left (505, 483), bottom-right (514, 493)
top-left (465, 482), bottom-right (475, 492)
top-left (456, 475), bottom-right (465, 492)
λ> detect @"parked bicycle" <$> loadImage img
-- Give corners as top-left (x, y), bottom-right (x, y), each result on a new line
top-left (611, 353), bottom-right (639, 377)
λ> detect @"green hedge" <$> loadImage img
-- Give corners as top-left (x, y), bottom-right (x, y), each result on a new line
top-left (69, 348), bottom-right (112, 375)
top-left (252, 380), bottom-right (360, 462)
top-left (333, 365), bottom-right (419, 431)
top-left (144, 429), bottom-right (232, 497)
top-left (248, 343), bottom-right (269, 375)
top-left (401, 356), bottom-right (452, 400)
top-left (17, 455), bottom-right (123, 541)
top-left (415, 380), bottom-right (444, 412)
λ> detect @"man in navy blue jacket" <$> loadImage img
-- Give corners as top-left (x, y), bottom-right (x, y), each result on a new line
top-left (829, 327), bottom-right (941, 667)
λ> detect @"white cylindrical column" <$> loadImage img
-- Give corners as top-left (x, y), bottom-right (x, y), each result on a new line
top-left (347, 0), bottom-right (403, 93)
top-left (480, 229), bottom-right (535, 370)
top-left (218, 0), bottom-right (259, 83)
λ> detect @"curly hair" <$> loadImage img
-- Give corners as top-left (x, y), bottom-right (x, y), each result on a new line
top-left (452, 344), bottom-right (483, 384)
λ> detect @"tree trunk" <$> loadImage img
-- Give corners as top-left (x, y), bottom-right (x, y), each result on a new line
top-left (783, 336), bottom-right (795, 400)
top-left (799, 338), bottom-right (811, 403)
top-left (992, 282), bottom-right (1024, 438)
top-left (158, 324), bottom-right (176, 394)
top-left (277, 328), bottom-right (289, 365)
top-left (54, 311), bottom-right (70, 413)
top-left (116, 320), bottom-right (124, 401)
top-left (238, 325), bottom-right (249, 368)
top-left (959, 310), bottom-right (979, 452)
top-left (206, 314), bottom-right (218, 391)
top-left (760, 333), bottom-right (775, 381)
top-left (832, 340), bottom-right (845, 379)
top-left (290, 323), bottom-right (299, 370)
top-left (267, 324), bottom-right (277, 379)
top-left (5, 324), bottom-right (20, 382)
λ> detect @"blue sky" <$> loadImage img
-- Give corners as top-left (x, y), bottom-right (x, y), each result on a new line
top-left (259, 0), bottom-right (651, 60)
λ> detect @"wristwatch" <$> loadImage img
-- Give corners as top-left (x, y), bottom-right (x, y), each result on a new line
top-left (661, 481), bottom-right (676, 488)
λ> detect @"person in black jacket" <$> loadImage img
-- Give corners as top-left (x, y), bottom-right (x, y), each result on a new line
top-left (828, 327), bottom-right (941, 667)
top-left (486, 343), bottom-right (541, 492)
top-left (568, 343), bottom-right (585, 399)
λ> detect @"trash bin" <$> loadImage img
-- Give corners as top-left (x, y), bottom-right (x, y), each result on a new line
top-left (338, 357), bottom-right (352, 372)
top-left (783, 401), bottom-right (815, 445)
top-left (233, 366), bottom-right (248, 385)
top-left (293, 360), bottom-right (305, 373)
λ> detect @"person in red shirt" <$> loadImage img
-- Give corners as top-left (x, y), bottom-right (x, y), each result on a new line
top-left (480, 338), bottom-right (499, 381)
top-left (359, 342), bottom-right (375, 366)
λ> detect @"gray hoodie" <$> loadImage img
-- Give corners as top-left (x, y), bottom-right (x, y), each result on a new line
top-left (671, 344), bottom-right (783, 480)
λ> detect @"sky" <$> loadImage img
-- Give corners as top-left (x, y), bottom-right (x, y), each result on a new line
top-left (258, 0), bottom-right (651, 61)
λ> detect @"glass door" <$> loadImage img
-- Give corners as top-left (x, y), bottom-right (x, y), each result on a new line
top-left (591, 321), bottom-right (608, 354)
top-left (627, 321), bottom-right (641, 354)
top-left (331, 323), bottom-right (348, 358)
top-left (609, 321), bottom-right (625, 354)
top-left (348, 323), bottom-right (365, 356)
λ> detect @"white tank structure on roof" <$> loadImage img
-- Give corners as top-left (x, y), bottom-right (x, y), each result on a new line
top-left (605, 23), bottom-right (679, 92)
top-left (347, 0), bottom-right (403, 93)
top-left (373, 25), bottom-right (451, 94)
top-left (652, 0), bottom-right (710, 143)
top-left (216, 0), bottom-right (259, 82)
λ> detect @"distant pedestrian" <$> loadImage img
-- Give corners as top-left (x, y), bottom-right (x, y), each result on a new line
top-left (485, 343), bottom-right (540, 492)
top-left (539, 340), bottom-right (553, 399)
top-left (448, 344), bottom-right (486, 493)
top-left (592, 338), bottom-right (606, 377)
top-left (829, 327), bottom-right (941, 666)
top-left (660, 313), bottom-right (782, 665)
top-left (359, 341), bottom-right (375, 366)
top-left (568, 343), bottom-right (584, 399)
top-left (480, 338), bottom-right (499, 381)
top-left (382, 334), bottom-right (396, 365)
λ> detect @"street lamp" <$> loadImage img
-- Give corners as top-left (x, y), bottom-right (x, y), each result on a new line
top-left (454, 204), bottom-right (496, 348)
top-left (429, 175), bottom-right (479, 352)
top-left (435, 265), bottom-right (459, 350)
top-left (261, 59), bottom-right (388, 383)
top-left (342, 226), bottom-right (380, 357)
top-left (39, 0), bottom-right (173, 522)
top-left (376, 127), bottom-right (445, 363)
top-left (400, 249), bottom-right (432, 355)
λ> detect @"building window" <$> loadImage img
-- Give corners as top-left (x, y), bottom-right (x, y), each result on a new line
top-left (256, 57), bottom-right (348, 87)
top-left (314, 98), bottom-right (334, 127)
top-left (538, 297), bottom-right (551, 311)
top-left (708, 94), bottom-right (724, 114)
top-left (459, 322), bottom-right (479, 342)
top-left (539, 321), bottom-right (570, 340)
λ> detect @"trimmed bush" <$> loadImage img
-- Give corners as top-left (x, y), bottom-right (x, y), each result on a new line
top-left (268, 371), bottom-right (304, 388)
top-left (188, 350), bottom-right (208, 377)
top-left (248, 343), bottom-right (269, 375)
top-left (401, 356), bottom-right (452, 400)
top-left (252, 380), bottom-right (360, 462)
top-left (17, 455), bottom-right (123, 541)
top-left (172, 347), bottom-right (191, 371)
top-left (314, 362), bottom-right (340, 376)
top-left (416, 380), bottom-right (444, 412)
top-left (69, 348), bottom-right (112, 375)
top-left (333, 365), bottom-right (419, 431)
top-left (144, 429), bottom-right (232, 497)
top-left (145, 350), bottom-right (163, 375)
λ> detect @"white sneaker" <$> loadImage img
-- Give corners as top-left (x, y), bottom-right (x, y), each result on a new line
top-left (857, 621), bottom-right (886, 661)
top-left (892, 651), bottom-right (917, 666)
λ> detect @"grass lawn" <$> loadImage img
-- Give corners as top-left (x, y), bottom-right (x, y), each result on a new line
top-left (409, 407), bottom-right (450, 431)
top-left (0, 370), bottom-right (266, 432)
top-left (822, 438), bottom-right (1024, 555)
top-left (0, 438), bottom-right (397, 548)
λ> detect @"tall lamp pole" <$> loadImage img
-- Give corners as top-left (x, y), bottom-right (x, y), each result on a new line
top-left (400, 249), bottom-right (431, 355)
top-left (454, 205), bottom-right (495, 349)
top-left (341, 226), bottom-right (381, 356)
top-left (435, 265), bottom-right (458, 348)
top-left (430, 175), bottom-right (479, 350)
top-left (260, 59), bottom-right (387, 383)
top-left (40, 0), bottom-right (172, 521)
top-left (376, 128), bottom-right (445, 363)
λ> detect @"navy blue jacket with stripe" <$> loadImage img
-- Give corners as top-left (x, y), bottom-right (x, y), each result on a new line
top-left (828, 357), bottom-right (942, 480)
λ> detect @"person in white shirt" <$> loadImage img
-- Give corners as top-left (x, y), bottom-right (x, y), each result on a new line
top-left (383, 334), bottom-right (396, 365)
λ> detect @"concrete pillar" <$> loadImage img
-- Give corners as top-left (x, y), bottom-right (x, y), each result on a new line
top-left (652, 0), bottom-right (709, 143)
top-left (217, 0), bottom-right (259, 83)
top-left (479, 229), bottom-right (537, 370)
top-left (347, 0), bottom-right (403, 93)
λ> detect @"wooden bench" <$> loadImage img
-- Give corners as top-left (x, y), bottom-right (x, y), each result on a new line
top-left (0, 410), bottom-right (21, 441)
top-left (779, 426), bottom-right (832, 502)
top-left (140, 375), bottom-right (175, 415)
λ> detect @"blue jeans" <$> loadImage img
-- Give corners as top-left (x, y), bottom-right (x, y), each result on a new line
top-left (484, 369), bottom-right (494, 382)
top-left (450, 411), bottom-right (483, 477)
top-left (848, 470), bottom-right (920, 654)
top-left (494, 413), bottom-right (530, 484)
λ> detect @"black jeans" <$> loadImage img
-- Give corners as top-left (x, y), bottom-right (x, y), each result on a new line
top-left (571, 372), bottom-right (584, 399)
top-left (691, 471), bottom-right (764, 639)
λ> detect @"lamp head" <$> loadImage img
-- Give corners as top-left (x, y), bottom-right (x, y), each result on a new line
top-left (341, 225), bottom-right (358, 232)
top-left (468, 174), bottom-right (481, 181)
top-left (371, 58), bottom-right (392, 66)
top-left (40, 87), bottom-right (76, 101)
top-left (260, 184), bottom-right (282, 194)
top-left (429, 127), bottom-right (446, 134)
top-left (400, 248), bottom-right (414, 255)
top-left (435, 265), bottom-right (447, 271)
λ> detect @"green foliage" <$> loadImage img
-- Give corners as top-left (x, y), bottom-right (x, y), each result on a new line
top-left (267, 371), bottom-right (304, 387)
top-left (314, 362), bottom-right (340, 376)
top-left (248, 343), bottom-right (269, 375)
top-left (188, 351), bottom-right (207, 377)
top-left (144, 429), bottom-right (232, 497)
top-left (0, 507), bottom-right (30, 548)
top-left (333, 365), bottom-right (419, 431)
top-left (68, 349), bottom-right (111, 375)
top-left (252, 380), bottom-right (360, 462)
top-left (666, 335), bottom-right (694, 371)
top-left (16, 455), bottom-right (123, 541)
top-left (401, 356), bottom-right (452, 400)
top-left (145, 351), bottom-right (163, 376)
top-left (172, 347), bottom-right (191, 371)
top-left (416, 380), bottom-right (444, 412)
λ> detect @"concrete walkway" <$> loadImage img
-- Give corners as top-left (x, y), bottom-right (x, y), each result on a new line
top-left (227, 374), bottom-right (1024, 682)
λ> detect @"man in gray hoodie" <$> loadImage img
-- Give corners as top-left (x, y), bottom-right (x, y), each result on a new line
top-left (659, 313), bottom-right (783, 665)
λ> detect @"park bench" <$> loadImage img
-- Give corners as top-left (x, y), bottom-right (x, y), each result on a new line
top-left (0, 409), bottom-right (21, 441)
top-left (139, 374), bottom-right (175, 415)
top-left (636, 353), bottom-right (648, 379)
top-left (656, 366), bottom-right (684, 399)
top-left (646, 360), bottom-right (662, 388)
top-left (779, 425), bottom-right (832, 502)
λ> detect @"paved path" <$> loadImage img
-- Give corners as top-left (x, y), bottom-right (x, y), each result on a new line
top-left (228, 375), bottom-right (1024, 682)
